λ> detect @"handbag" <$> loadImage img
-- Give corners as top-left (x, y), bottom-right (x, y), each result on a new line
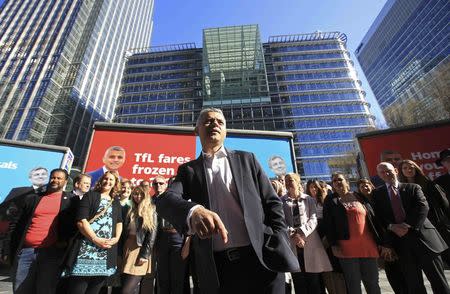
top-left (62, 198), bottom-right (114, 270)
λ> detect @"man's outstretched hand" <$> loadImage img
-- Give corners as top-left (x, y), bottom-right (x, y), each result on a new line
top-left (191, 206), bottom-right (228, 243)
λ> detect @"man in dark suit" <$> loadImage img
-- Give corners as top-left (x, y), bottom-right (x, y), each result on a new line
top-left (435, 148), bottom-right (450, 202)
top-left (2, 169), bottom-right (77, 294)
top-left (373, 162), bottom-right (450, 294)
top-left (3, 167), bottom-right (49, 203)
top-left (155, 108), bottom-right (298, 294)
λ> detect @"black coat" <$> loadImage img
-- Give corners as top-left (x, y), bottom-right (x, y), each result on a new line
top-left (155, 149), bottom-right (298, 290)
top-left (64, 191), bottom-right (123, 270)
top-left (323, 191), bottom-right (385, 247)
top-left (372, 182), bottom-right (448, 254)
top-left (434, 173), bottom-right (450, 203)
top-left (6, 190), bottom-right (77, 263)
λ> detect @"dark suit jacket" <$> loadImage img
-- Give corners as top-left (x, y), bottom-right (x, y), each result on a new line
top-left (3, 186), bottom-right (35, 204)
top-left (6, 190), bottom-right (77, 263)
top-left (373, 182), bottom-right (448, 254)
top-left (155, 149), bottom-right (298, 290)
top-left (435, 173), bottom-right (450, 203)
top-left (87, 167), bottom-right (104, 188)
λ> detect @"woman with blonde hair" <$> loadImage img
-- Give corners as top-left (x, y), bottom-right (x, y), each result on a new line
top-left (120, 186), bottom-right (158, 294)
top-left (282, 173), bottom-right (332, 293)
top-left (64, 171), bottom-right (123, 294)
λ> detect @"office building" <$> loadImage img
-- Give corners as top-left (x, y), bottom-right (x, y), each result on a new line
top-left (115, 25), bottom-right (375, 180)
top-left (0, 0), bottom-right (154, 162)
top-left (356, 0), bottom-right (449, 127)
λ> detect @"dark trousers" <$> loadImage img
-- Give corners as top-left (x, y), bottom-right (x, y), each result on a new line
top-left (156, 231), bottom-right (186, 294)
top-left (396, 234), bottom-right (450, 294)
top-left (384, 259), bottom-right (411, 294)
top-left (67, 276), bottom-right (106, 294)
top-left (13, 247), bottom-right (65, 294)
top-left (291, 248), bottom-right (321, 294)
top-left (212, 245), bottom-right (284, 294)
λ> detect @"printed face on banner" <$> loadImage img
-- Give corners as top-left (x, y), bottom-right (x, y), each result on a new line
top-left (84, 130), bottom-right (197, 186)
top-left (359, 124), bottom-right (450, 180)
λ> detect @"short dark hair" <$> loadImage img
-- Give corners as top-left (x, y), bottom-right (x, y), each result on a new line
top-left (73, 173), bottom-right (92, 185)
top-left (50, 168), bottom-right (69, 180)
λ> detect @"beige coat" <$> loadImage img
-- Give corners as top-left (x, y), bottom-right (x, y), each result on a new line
top-left (281, 193), bottom-right (332, 273)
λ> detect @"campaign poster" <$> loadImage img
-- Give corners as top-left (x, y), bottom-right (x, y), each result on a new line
top-left (358, 123), bottom-right (450, 180)
top-left (84, 129), bottom-right (197, 186)
top-left (195, 135), bottom-right (295, 179)
top-left (0, 145), bottom-right (65, 203)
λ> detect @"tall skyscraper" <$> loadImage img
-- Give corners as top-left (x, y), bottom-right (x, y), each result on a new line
top-left (0, 0), bottom-right (154, 162)
top-left (115, 25), bottom-right (375, 181)
top-left (356, 0), bottom-right (449, 127)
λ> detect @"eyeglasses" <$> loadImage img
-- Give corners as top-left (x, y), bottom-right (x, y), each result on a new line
top-left (153, 182), bottom-right (165, 186)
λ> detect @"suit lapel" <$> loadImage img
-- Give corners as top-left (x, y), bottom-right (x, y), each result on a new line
top-left (192, 155), bottom-right (210, 209)
top-left (398, 183), bottom-right (408, 213)
top-left (226, 149), bottom-right (245, 206)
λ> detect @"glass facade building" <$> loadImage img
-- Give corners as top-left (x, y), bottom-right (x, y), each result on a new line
top-left (356, 0), bottom-right (450, 127)
top-left (0, 0), bottom-right (154, 162)
top-left (115, 25), bottom-right (375, 181)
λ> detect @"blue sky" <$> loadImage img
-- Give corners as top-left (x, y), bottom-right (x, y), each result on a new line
top-left (151, 0), bottom-right (389, 126)
top-left (0, 0), bottom-right (388, 126)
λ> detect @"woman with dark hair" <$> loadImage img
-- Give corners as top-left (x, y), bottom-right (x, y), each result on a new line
top-left (282, 173), bottom-right (332, 294)
top-left (64, 171), bottom-right (123, 294)
top-left (398, 159), bottom-right (450, 265)
top-left (306, 180), bottom-right (327, 235)
top-left (323, 172), bottom-right (384, 294)
top-left (356, 178), bottom-right (376, 204)
top-left (120, 186), bottom-right (157, 294)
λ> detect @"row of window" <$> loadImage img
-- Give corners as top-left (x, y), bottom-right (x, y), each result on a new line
top-left (276, 70), bottom-right (351, 81)
top-left (279, 81), bottom-right (357, 92)
top-left (290, 104), bottom-right (366, 116)
top-left (122, 72), bottom-right (199, 84)
top-left (276, 61), bottom-right (348, 71)
top-left (295, 130), bottom-right (361, 142)
top-left (273, 52), bottom-right (347, 62)
top-left (127, 53), bottom-right (198, 66)
top-left (268, 43), bottom-right (342, 53)
top-left (302, 160), bottom-right (331, 176)
top-left (125, 63), bottom-right (200, 74)
top-left (287, 91), bottom-right (362, 103)
top-left (122, 81), bottom-right (200, 93)
top-left (300, 143), bottom-right (355, 157)
top-left (293, 116), bottom-right (371, 129)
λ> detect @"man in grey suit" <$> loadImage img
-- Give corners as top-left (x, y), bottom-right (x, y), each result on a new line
top-left (155, 108), bottom-right (298, 294)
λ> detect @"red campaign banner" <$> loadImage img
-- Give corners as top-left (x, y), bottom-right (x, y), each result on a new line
top-left (359, 124), bottom-right (450, 180)
top-left (84, 130), bottom-right (196, 186)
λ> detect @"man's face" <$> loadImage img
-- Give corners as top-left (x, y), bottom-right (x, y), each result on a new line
top-left (382, 153), bottom-right (402, 168)
top-left (29, 169), bottom-right (48, 187)
top-left (270, 157), bottom-right (286, 176)
top-left (103, 150), bottom-right (125, 171)
top-left (152, 179), bottom-right (167, 196)
top-left (48, 171), bottom-right (67, 192)
top-left (441, 157), bottom-right (450, 171)
top-left (75, 176), bottom-right (91, 193)
top-left (377, 163), bottom-right (398, 185)
top-left (195, 112), bottom-right (227, 150)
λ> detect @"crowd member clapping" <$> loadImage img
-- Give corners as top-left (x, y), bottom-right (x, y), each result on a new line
top-left (271, 179), bottom-right (285, 197)
top-left (323, 172), bottom-right (383, 294)
top-left (63, 171), bottom-right (123, 294)
top-left (119, 186), bottom-right (157, 294)
top-left (282, 173), bottom-right (332, 294)
top-left (398, 159), bottom-right (450, 266)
